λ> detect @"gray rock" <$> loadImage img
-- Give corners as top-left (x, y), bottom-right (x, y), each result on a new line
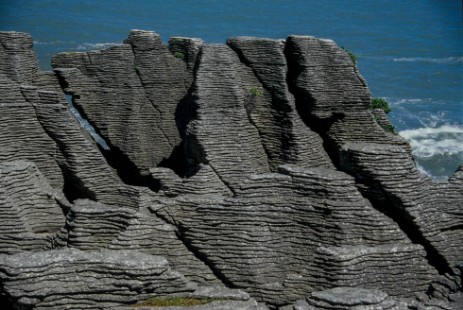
top-left (51, 30), bottom-right (192, 177)
top-left (0, 31), bottom-right (38, 84)
top-left (227, 37), bottom-right (333, 171)
top-left (1, 30), bottom-right (462, 310)
top-left (114, 299), bottom-right (268, 310)
top-left (184, 43), bottom-right (271, 191)
top-left (285, 33), bottom-right (463, 271)
top-left (0, 248), bottom-right (195, 309)
top-left (305, 287), bottom-right (396, 309)
top-left (314, 244), bottom-right (435, 297)
top-left (339, 142), bottom-right (463, 268)
top-left (108, 206), bottom-right (220, 285)
top-left (0, 77), bottom-right (64, 189)
top-left (155, 165), bottom-right (436, 306)
top-left (0, 161), bottom-right (67, 254)
top-left (285, 35), bottom-right (370, 121)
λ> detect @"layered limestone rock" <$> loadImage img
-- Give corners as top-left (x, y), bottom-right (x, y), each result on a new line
top-left (0, 30), bottom-right (462, 310)
top-left (281, 287), bottom-right (454, 310)
top-left (285, 35), bottom-right (463, 271)
top-left (0, 249), bottom-right (195, 309)
top-left (154, 165), bottom-right (436, 306)
top-left (108, 206), bottom-right (220, 285)
top-left (0, 161), bottom-right (66, 255)
top-left (280, 287), bottom-right (398, 310)
top-left (0, 31), bottom-right (38, 84)
top-left (339, 143), bottom-right (463, 269)
top-left (227, 37), bottom-right (333, 171)
top-left (0, 75), bottom-right (64, 189)
top-left (50, 30), bottom-right (195, 178)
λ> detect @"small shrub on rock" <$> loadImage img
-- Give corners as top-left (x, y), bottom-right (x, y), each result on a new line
top-left (370, 98), bottom-right (392, 113)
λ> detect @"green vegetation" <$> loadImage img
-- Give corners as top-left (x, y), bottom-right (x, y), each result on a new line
top-left (370, 97), bottom-right (392, 113)
top-left (133, 65), bottom-right (140, 74)
top-left (133, 296), bottom-right (222, 307)
top-left (373, 110), bottom-right (396, 134)
top-left (174, 51), bottom-right (185, 60)
top-left (250, 87), bottom-right (263, 97)
top-left (341, 46), bottom-right (357, 64)
top-left (382, 124), bottom-right (396, 133)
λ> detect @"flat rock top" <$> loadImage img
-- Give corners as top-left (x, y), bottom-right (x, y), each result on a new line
top-left (0, 248), bottom-right (169, 270)
top-left (310, 287), bottom-right (388, 306)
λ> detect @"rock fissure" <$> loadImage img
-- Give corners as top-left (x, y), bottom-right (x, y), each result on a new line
top-left (206, 162), bottom-right (237, 196)
top-left (357, 188), bottom-right (448, 275)
top-left (130, 47), bottom-right (176, 151)
top-left (149, 209), bottom-right (232, 288)
top-left (283, 35), bottom-right (453, 276)
top-left (0, 30), bottom-right (462, 310)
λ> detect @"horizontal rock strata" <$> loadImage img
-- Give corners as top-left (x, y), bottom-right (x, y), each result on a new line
top-left (0, 249), bottom-right (195, 309)
top-left (0, 30), bottom-right (462, 309)
top-left (0, 161), bottom-right (66, 254)
top-left (154, 165), bottom-right (436, 306)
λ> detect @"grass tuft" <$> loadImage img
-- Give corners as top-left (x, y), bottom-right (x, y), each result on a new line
top-left (250, 87), bottom-right (262, 97)
top-left (133, 296), bottom-right (221, 307)
top-left (370, 97), bottom-right (392, 113)
top-left (341, 46), bottom-right (357, 64)
top-left (174, 51), bottom-right (186, 60)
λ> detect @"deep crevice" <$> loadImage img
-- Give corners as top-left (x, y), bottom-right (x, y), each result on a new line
top-left (356, 182), bottom-right (451, 274)
top-left (227, 41), bottom-right (296, 171)
top-left (284, 42), bottom-right (345, 169)
top-left (0, 291), bottom-right (13, 310)
top-left (65, 94), bottom-right (109, 151)
top-left (283, 40), bottom-right (451, 275)
top-left (167, 46), bottom-right (207, 178)
top-left (53, 71), bottom-right (160, 191)
top-left (22, 88), bottom-right (98, 203)
top-left (101, 144), bottom-right (160, 191)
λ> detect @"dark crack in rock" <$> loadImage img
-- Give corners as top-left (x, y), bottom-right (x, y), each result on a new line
top-left (0, 30), bottom-right (462, 310)
top-left (154, 165), bottom-right (436, 306)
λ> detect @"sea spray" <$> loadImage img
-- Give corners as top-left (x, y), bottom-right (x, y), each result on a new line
top-left (399, 125), bottom-right (463, 179)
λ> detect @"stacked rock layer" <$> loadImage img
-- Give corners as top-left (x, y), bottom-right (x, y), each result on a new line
top-left (0, 30), bottom-right (462, 310)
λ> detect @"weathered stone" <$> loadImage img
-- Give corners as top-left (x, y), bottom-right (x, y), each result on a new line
top-left (109, 206), bottom-right (220, 285)
top-left (0, 78), bottom-right (64, 189)
top-left (0, 31), bottom-right (38, 84)
top-left (51, 30), bottom-right (192, 177)
top-left (1, 30), bottom-right (462, 310)
top-left (154, 165), bottom-right (436, 306)
top-left (304, 287), bottom-right (396, 310)
top-left (0, 249), bottom-right (195, 309)
top-left (184, 43), bottom-right (271, 191)
top-left (227, 37), bottom-right (333, 171)
top-left (0, 161), bottom-right (67, 254)
top-left (339, 142), bottom-right (463, 268)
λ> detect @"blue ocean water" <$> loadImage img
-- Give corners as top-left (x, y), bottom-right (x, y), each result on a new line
top-left (1, 0), bottom-right (462, 179)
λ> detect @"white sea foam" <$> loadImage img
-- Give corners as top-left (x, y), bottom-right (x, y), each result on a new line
top-left (399, 125), bottom-right (463, 158)
top-left (393, 56), bottom-right (463, 64)
top-left (76, 42), bottom-right (120, 50)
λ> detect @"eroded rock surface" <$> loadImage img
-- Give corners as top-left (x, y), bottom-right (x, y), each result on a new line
top-left (0, 249), bottom-right (195, 309)
top-left (0, 30), bottom-right (462, 309)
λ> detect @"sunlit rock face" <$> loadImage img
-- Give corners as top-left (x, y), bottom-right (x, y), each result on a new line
top-left (0, 30), bottom-right (462, 310)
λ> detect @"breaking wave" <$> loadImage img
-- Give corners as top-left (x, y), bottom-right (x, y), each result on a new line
top-left (399, 125), bottom-right (463, 179)
top-left (399, 125), bottom-right (463, 158)
top-left (393, 56), bottom-right (463, 64)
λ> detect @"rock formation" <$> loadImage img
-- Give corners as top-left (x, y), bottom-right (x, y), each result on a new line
top-left (0, 30), bottom-right (462, 309)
